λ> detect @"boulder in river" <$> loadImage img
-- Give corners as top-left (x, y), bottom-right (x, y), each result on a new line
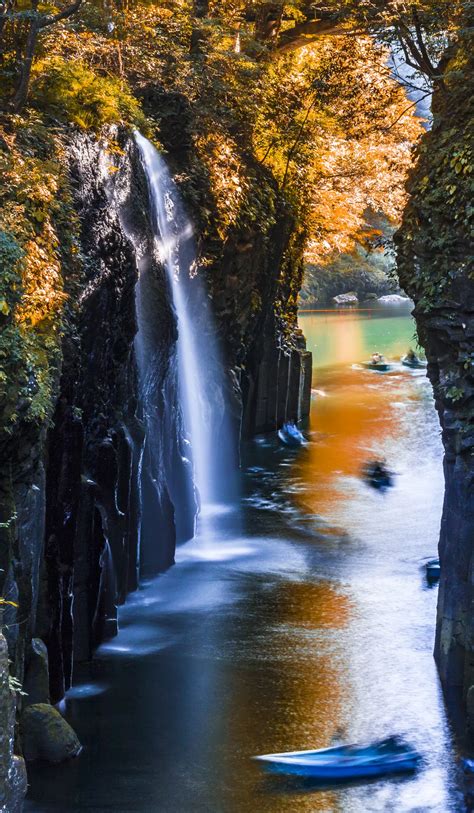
top-left (332, 292), bottom-right (358, 306)
top-left (20, 704), bottom-right (82, 763)
top-left (377, 294), bottom-right (411, 304)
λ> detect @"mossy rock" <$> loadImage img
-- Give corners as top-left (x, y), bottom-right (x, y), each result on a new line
top-left (20, 704), bottom-right (82, 763)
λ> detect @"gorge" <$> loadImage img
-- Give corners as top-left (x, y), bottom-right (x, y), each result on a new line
top-left (0, 2), bottom-right (473, 811)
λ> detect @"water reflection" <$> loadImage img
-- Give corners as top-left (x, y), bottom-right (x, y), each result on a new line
top-left (26, 305), bottom-right (465, 812)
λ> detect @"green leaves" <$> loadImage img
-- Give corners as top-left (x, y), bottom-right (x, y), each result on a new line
top-left (30, 58), bottom-right (147, 131)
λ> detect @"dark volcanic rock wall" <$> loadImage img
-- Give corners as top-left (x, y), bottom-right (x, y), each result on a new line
top-left (215, 204), bottom-right (313, 438)
top-left (242, 315), bottom-right (312, 436)
top-left (0, 128), bottom-right (189, 755)
top-left (36, 134), bottom-right (145, 701)
top-left (36, 132), bottom-right (193, 702)
top-left (396, 19), bottom-right (474, 719)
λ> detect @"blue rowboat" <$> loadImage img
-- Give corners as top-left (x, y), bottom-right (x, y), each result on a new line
top-left (363, 461), bottom-right (393, 490)
top-left (253, 737), bottom-right (422, 781)
top-left (362, 361), bottom-right (393, 372)
top-left (278, 422), bottom-right (306, 448)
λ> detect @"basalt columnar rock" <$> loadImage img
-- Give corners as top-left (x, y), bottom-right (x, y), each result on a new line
top-left (396, 18), bottom-right (474, 721)
top-left (34, 130), bottom-right (195, 702)
top-left (0, 633), bottom-right (27, 812)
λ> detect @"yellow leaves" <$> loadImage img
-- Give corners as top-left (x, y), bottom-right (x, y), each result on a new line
top-left (17, 226), bottom-right (66, 328)
top-left (0, 146), bottom-right (67, 331)
top-left (0, 598), bottom-right (18, 608)
top-left (196, 131), bottom-right (248, 238)
top-left (30, 207), bottom-right (47, 223)
top-left (450, 154), bottom-right (472, 175)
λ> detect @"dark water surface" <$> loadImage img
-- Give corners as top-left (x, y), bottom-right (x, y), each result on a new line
top-left (26, 304), bottom-right (464, 812)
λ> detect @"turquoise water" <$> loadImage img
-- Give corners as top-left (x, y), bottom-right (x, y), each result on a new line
top-left (300, 303), bottom-right (418, 370)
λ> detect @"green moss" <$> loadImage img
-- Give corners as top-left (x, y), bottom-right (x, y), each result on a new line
top-left (396, 25), bottom-right (474, 311)
top-left (30, 58), bottom-right (147, 132)
top-left (0, 117), bottom-right (83, 445)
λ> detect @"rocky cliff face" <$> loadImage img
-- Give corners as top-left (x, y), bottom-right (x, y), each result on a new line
top-left (37, 133), bottom-right (151, 700)
top-left (396, 22), bottom-right (474, 721)
top-left (0, 127), bottom-right (192, 801)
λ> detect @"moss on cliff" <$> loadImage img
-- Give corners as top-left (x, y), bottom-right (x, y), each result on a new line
top-left (0, 118), bottom-right (82, 472)
top-left (395, 14), bottom-right (474, 711)
top-left (396, 25), bottom-right (474, 311)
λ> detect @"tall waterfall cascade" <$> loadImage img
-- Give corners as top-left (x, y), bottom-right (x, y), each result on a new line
top-left (135, 133), bottom-right (235, 532)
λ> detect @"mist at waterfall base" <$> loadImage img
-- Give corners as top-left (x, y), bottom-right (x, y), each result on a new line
top-left (134, 132), bottom-right (238, 549)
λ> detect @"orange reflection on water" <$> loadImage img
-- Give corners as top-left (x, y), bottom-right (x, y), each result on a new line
top-left (225, 578), bottom-right (353, 812)
top-left (298, 362), bottom-right (416, 521)
top-left (226, 309), bottom-right (418, 811)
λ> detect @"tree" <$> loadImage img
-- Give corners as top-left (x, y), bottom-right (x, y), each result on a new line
top-left (254, 2), bottom-right (284, 41)
top-left (274, 1), bottom-right (465, 88)
top-left (191, 0), bottom-right (210, 54)
top-left (1, 0), bottom-right (83, 110)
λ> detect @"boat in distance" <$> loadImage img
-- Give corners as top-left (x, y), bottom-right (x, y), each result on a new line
top-left (278, 421), bottom-right (306, 447)
top-left (362, 352), bottom-right (393, 372)
top-left (401, 353), bottom-right (427, 369)
top-left (253, 737), bottom-right (422, 781)
top-left (426, 558), bottom-right (441, 583)
top-left (362, 361), bottom-right (393, 372)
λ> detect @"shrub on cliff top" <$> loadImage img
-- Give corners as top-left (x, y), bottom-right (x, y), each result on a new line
top-left (30, 59), bottom-right (146, 131)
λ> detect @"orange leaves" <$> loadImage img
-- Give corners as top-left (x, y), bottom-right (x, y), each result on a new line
top-left (18, 225), bottom-right (66, 328)
top-left (195, 131), bottom-right (249, 238)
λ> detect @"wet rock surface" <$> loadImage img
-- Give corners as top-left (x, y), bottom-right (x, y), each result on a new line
top-left (7, 756), bottom-right (28, 813)
top-left (0, 128), bottom-right (192, 795)
top-left (0, 633), bottom-right (27, 811)
top-left (23, 639), bottom-right (50, 706)
top-left (36, 131), bottom-right (193, 703)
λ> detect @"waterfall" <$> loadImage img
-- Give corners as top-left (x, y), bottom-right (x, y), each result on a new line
top-left (135, 133), bottom-right (235, 524)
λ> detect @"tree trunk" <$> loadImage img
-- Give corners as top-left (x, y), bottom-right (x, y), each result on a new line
top-left (255, 2), bottom-right (283, 42)
top-left (13, 13), bottom-right (40, 111)
top-left (190, 0), bottom-right (209, 55)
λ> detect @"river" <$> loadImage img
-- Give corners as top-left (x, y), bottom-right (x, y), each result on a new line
top-left (26, 302), bottom-right (464, 812)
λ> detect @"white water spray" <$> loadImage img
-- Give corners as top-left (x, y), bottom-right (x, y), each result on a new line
top-left (135, 133), bottom-right (235, 518)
